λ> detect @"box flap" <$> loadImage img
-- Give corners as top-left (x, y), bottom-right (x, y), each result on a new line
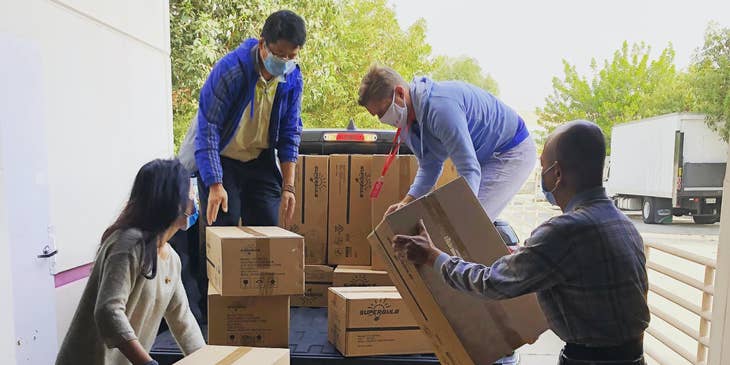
top-left (369, 178), bottom-right (549, 365)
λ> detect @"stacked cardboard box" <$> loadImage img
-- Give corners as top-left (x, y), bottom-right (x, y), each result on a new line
top-left (206, 226), bottom-right (304, 348)
top-left (328, 155), bottom-right (373, 265)
top-left (435, 158), bottom-right (459, 188)
top-left (291, 265), bottom-right (334, 308)
top-left (174, 345), bottom-right (289, 365)
top-left (333, 265), bottom-right (392, 287)
top-left (368, 178), bottom-right (549, 365)
top-left (279, 155), bottom-right (329, 264)
top-left (328, 286), bottom-right (433, 357)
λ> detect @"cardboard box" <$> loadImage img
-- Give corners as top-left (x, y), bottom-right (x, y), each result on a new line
top-left (435, 158), bottom-right (459, 188)
top-left (280, 155), bottom-right (329, 264)
top-left (328, 286), bottom-right (432, 357)
top-left (206, 226), bottom-right (304, 296)
top-left (371, 155), bottom-right (418, 270)
top-left (174, 345), bottom-right (289, 365)
top-left (291, 265), bottom-right (334, 307)
top-left (208, 284), bottom-right (290, 348)
top-left (333, 265), bottom-right (392, 287)
top-left (368, 178), bottom-right (549, 365)
top-left (328, 155), bottom-right (372, 266)
top-left (370, 155), bottom-right (418, 229)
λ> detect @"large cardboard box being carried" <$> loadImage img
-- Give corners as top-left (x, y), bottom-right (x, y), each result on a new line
top-left (208, 284), bottom-right (290, 348)
top-left (368, 178), bottom-right (549, 365)
top-left (333, 265), bottom-right (392, 287)
top-left (206, 226), bottom-right (304, 296)
top-left (328, 286), bottom-right (433, 357)
top-left (174, 345), bottom-right (289, 365)
top-left (328, 155), bottom-right (372, 266)
top-left (280, 155), bottom-right (329, 264)
top-left (291, 265), bottom-right (333, 308)
top-left (371, 155), bottom-right (418, 270)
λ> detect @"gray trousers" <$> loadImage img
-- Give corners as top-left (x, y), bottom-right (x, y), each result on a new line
top-left (478, 136), bottom-right (537, 220)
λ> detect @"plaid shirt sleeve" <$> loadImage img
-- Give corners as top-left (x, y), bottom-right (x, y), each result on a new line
top-left (433, 194), bottom-right (650, 345)
top-left (434, 217), bottom-right (575, 300)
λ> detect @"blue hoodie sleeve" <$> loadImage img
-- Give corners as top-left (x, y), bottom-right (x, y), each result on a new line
top-left (276, 67), bottom-right (303, 163)
top-left (425, 100), bottom-right (481, 195)
top-left (195, 52), bottom-right (242, 187)
top-left (408, 156), bottom-right (443, 198)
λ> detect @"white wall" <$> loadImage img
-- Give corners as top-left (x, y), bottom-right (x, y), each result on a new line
top-left (1, 0), bottom-right (173, 352)
top-left (0, 104), bottom-right (18, 365)
top-left (55, 277), bottom-right (88, 343)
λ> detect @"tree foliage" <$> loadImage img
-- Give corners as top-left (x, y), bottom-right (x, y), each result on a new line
top-left (169, 0), bottom-right (436, 150)
top-left (432, 55), bottom-right (499, 95)
top-left (536, 41), bottom-right (695, 142)
top-left (690, 23), bottom-right (730, 141)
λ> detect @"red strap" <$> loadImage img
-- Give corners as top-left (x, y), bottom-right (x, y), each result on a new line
top-left (370, 125), bottom-right (407, 199)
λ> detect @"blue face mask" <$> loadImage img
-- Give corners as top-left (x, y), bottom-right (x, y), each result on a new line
top-left (263, 44), bottom-right (296, 77)
top-left (541, 161), bottom-right (560, 206)
top-left (184, 199), bottom-right (199, 231)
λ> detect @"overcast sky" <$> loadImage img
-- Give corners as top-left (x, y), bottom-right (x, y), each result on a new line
top-left (388, 0), bottom-right (730, 126)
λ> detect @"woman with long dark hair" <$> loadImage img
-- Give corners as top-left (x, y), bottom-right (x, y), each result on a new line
top-left (56, 159), bottom-right (205, 365)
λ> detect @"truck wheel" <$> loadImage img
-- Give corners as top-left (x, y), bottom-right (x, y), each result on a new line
top-left (643, 198), bottom-right (657, 224)
top-left (693, 216), bottom-right (716, 224)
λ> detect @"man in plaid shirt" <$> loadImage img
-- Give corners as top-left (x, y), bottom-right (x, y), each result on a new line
top-left (393, 120), bottom-right (649, 365)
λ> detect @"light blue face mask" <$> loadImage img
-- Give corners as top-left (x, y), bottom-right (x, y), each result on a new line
top-left (263, 44), bottom-right (296, 77)
top-left (184, 199), bottom-right (199, 231)
top-left (541, 161), bottom-right (560, 206)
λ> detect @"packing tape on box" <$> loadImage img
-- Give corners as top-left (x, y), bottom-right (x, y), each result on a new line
top-left (422, 198), bottom-right (526, 348)
top-left (216, 347), bottom-right (252, 365)
top-left (238, 227), bottom-right (265, 237)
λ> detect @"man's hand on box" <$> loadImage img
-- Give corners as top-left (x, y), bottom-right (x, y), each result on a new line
top-left (392, 219), bottom-right (443, 266)
top-left (384, 202), bottom-right (407, 218)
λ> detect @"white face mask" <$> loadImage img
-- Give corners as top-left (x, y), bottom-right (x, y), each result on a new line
top-left (379, 89), bottom-right (408, 129)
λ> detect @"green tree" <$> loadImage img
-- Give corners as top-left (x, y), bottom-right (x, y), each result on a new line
top-left (169, 0), bottom-right (435, 150)
top-left (432, 55), bottom-right (499, 95)
top-left (690, 23), bottom-right (730, 141)
top-left (536, 41), bottom-right (695, 145)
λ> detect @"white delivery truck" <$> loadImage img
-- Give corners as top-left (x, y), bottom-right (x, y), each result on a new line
top-left (607, 113), bottom-right (727, 224)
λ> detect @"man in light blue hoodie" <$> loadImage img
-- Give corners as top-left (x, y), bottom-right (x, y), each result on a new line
top-left (358, 65), bottom-right (536, 220)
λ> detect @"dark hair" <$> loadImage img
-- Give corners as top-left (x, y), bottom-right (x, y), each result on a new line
top-left (555, 120), bottom-right (606, 190)
top-left (261, 10), bottom-right (306, 47)
top-left (101, 159), bottom-right (190, 279)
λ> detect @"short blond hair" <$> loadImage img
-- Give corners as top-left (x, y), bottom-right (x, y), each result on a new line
top-left (358, 65), bottom-right (408, 107)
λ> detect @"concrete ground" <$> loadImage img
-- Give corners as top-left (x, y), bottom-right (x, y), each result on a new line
top-left (499, 193), bottom-right (720, 364)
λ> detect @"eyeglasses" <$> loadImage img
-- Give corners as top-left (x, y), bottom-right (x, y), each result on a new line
top-left (264, 42), bottom-right (298, 62)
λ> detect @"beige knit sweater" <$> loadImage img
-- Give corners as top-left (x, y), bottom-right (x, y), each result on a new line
top-left (56, 228), bottom-right (205, 365)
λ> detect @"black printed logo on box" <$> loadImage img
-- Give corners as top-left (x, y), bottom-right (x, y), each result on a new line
top-left (345, 274), bottom-right (372, 287)
top-left (310, 166), bottom-right (327, 198)
top-left (355, 166), bottom-right (372, 198)
top-left (360, 299), bottom-right (399, 321)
